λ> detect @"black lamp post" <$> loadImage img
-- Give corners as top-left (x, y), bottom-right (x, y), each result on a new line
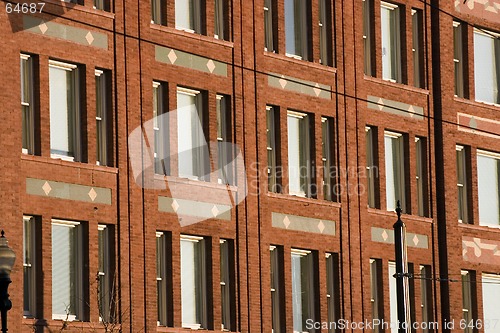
top-left (0, 231), bottom-right (16, 333)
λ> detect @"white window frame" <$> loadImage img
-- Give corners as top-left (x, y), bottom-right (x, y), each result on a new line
top-left (456, 145), bottom-right (469, 223)
top-left (453, 21), bottom-right (465, 97)
top-left (220, 239), bottom-right (231, 331)
top-left (267, 106), bottom-right (279, 192)
top-left (477, 150), bottom-right (500, 227)
top-left (384, 131), bottom-right (406, 212)
top-left (370, 259), bottom-right (382, 333)
top-left (287, 110), bottom-right (311, 197)
top-left (291, 249), bottom-right (315, 333)
top-left (21, 54), bottom-right (34, 155)
top-left (366, 127), bottom-right (377, 208)
top-left (214, 0), bottom-right (226, 40)
top-left (156, 231), bottom-right (168, 326)
top-left (264, 0), bottom-right (275, 52)
top-left (177, 87), bottom-right (206, 181)
top-left (97, 224), bottom-right (112, 323)
top-left (415, 137), bottom-right (426, 216)
top-left (270, 245), bottom-right (282, 333)
top-left (49, 60), bottom-right (80, 162)
top-left (51, 219), bottom-right (83, 321)
top-left (380, 1), bottom-right (401, 83)
top-left (180, 235), bottom-right (206, 330)
top-left (318, 0), bottom-right (332, 66)
top-left (322, 117), bottom-right (334, 201)
top-left (95, 70), bottom-right (109, 166)
top-left (325, 253), bottom-right (338, 333)
top-left (284, 0), bottom-right (309, 60)
top-left (481, 273), bottom-right (500, 333)
top-left (411, 9), bottom-right (424, 88)
top-left (216, 95), bottom-right (232, 185)
top-left (175, 0), bottom-right (202, 33)
top-left (23, 215), bottom-right (36, 318)
top-left (151, 0), bottom-right (165, 24)
top-left (462, 270), bottom-right (473, 333)
top-left (473, 28), bottom-right (500, 106)
top-left (363, 0), bottom-right (374, 75)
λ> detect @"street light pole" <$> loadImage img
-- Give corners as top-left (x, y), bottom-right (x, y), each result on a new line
top-left (0, 231), bottom-right (16, 333)
top-left (394, 201), bottom-right (411, 333)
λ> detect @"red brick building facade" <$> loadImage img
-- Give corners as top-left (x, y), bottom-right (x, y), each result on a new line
top-left (0, 0), bottom-right (499, 332)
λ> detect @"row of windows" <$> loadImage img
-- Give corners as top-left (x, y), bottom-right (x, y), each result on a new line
top-left (362, 0), bottom-right (425, 87)
top-left (63, 0), bottom-right (110, 11)
top-left (21, 55), bottom-right (113, 166)
top-left (264, 0), bottom-right (334, 66)
top-left (370, 259), bottom-right (433, 333)
top-left (365, 127), bottom-right (429, 216)
top-left (155, 233), bottom-right (236, 330)
top-left (23, 216), bottom-right (115, 322)
top-left (270, 246), bottom-right (340, 333)
top-left (454, 23), bottom-right (500, 105)
top-left (456, 147), bottom-right (500, 226)
top-left (461, 270), bottom-right (500, 333)
top-left (266, 106), bottom-right (338, 200)
top-left (151, 0), bottom-right (230, 41)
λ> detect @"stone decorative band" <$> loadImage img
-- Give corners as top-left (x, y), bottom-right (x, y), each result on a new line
top-left (367, 95), bottom-right (424, 120)
top-left (457, 113), bottom-right (500, 139)
top-left (267, 73), bottom-right (331, 100)
top-left (463, 236), bottom-right (500, 265)
top-left (155, 46), bottom-right (227, 76)
top-left (272, 212), bottom-right (335, 235)
top-left (26, 178), bottom-right (112, 205)
top-left (454, 0), bottom-right (500, 24)
top-left (371, 227), bottom-right (428, 249)
top-left (23, 16), bottom-right (108, 49)
top-left (158, 196), bottom-right (231, 221)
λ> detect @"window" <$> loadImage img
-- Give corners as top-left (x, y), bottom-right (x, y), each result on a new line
top-left (23, 216), bottom-right (37, 317)
top-left (412, 9), bottom-right (424, 88)
top-left (214, 0), bottom-right (227, 40)
top-left (96, 70), bottom-right (111, 166)
top-left (156, 232), bottom-right (172, 326)
top-left (51, 219), bottom-right (87, 321)
top-left (177, 87), bottom-right (208, 181)
top-left (285, 0), bottom-right (310, 60)
top-left (461, 270), bottom-right (474, 333)
top-left (288, 111), bottom-right (312, 197)
top-left (180, 235), bottom-right (208, 329)
top-left (270, 245), bottom-right (284, 333)
top-left (49, 60), bottom-right (82, 162)
top-left (93, 0), bottom-right (109, 11)
top-left (420, 265), bottom-right (433, 333)
top-left (322, 117), bottom-right (336, 201)
top-left (153, 82), bottom-right (169, 175)
top-left (474, 29), bottom-right (500, 104)
top-left (366, 127), bottom-right (378, 208)
top-left (216, 95), bottom-right (233, 184)
top-left (98, 225), bottom-right (114, 323)
top-left (21, 54), bottom-right (36, 155)
top-left (454, 21), bottom-right (466, 97)
top-left (267, 106), bottom-right (280, 193)
top-left (385, 131), bottom-right (406, 212)
top-left (151, 0), bottom-right (166, 24)
top-left (175, 0), bottom-right (202, 33)
top-left (456, 146), bottom-right (469, 223)
top-left (363, 0), bottom-right (374, 75)
top-left (326, 253), bottom-right (339, 332)
top-left (370, 259), bottom-right (383, 333)
top-left (477, 151), bottom-right (500, 226)
top-left (388, 262), bottom-right (398, 333)
top-left (415, 137), bottom-right (428, 217)
top-left (220, 239), bottom-right (234, 331)
top-left (264, 0), bottom-right (277, 52)
top-left (381, 2), bottom-right (402, 82)
top-left (481, 274), bottom-right (500, 333)
top-left (291, 249), bottom-right (316, 333)
top-left (319, 0), bottom-right (333, 66)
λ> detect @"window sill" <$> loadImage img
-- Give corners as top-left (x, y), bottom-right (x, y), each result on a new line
top-left (267, 191), bottom-right (342, 208)
top-left (149, 24), bottom-right (234, 49)
top-left (21, 154), bottom-right (119, 174)
top-left (454, 96), bottom-right (500, 111)
top-left (363, 75), bottom-right (430, 95)
top-left (154, 174), bottom-right (238, 192)
top-left (459, 222), bottom-right (500, 233)
top-left (43, 0), bottom-right (115, 18)
top-left (263, 51), bottom-right (337, 74)
top-left (366, 207), bottom-right (434, 223)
